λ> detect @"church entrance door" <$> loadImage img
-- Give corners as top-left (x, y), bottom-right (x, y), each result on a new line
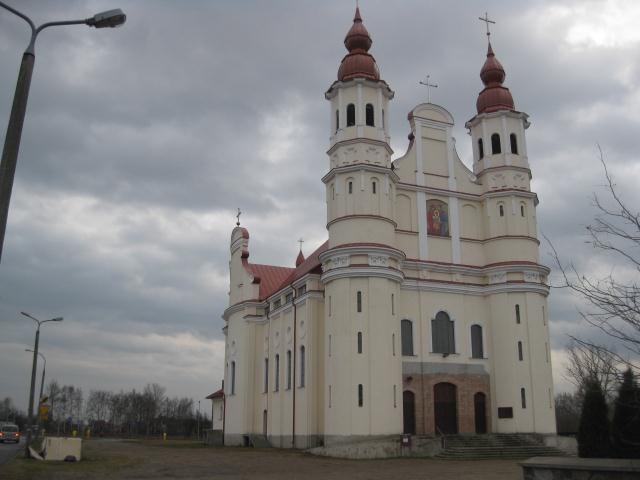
top-left (434, 382), bottom-right (457, 435)
top-left (474, 392), bottom-right (487, 434)
top-left (402, 391), bottom-right (416, 434)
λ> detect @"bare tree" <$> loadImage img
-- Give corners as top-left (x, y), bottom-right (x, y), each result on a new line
top-left (564, 339), bottom-right (620, 400)
top-left (548, 146), bottom-right (639, 371)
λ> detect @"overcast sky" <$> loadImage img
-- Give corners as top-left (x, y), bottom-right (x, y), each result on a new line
top-left (1, 0), bottom-right (639, 412)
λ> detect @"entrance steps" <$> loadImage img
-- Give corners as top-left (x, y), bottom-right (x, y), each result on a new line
top-left (435, 434), bottom-right (567, 460)
top-left (248, 434), bottom-right (271, 448)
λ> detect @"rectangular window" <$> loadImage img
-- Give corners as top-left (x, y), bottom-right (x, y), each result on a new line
top-left (521, 388), bottom-right (527, 409)
top-left (299, 346), bottom-right (306, 387)
top-left (372, 181), bottom-right (376, 194)
top-left (264, 358), bottom-right (269, 393)
top-left (515, 304), bottom-right (521, 324)
top-left (393, 385), bottom-right (397, 408)
top-left (329, 296), bottom-right (332, 316)
top-left (357, 291), bottom-right (362, 312)
top-left (328, 334), bottom-right (332, 357)
top-left (274, 354), bottom-right (280, 392)
top-left (357, 332), bottom-right (363, 354)
top-left (274, 299), bottom-right (281, 310)
top-left (286, 292), bottom-right (293, 303)
top-left (518, 341), bottom-right (523, 361)
top-left (358, 384), bottom-right (363, 407)
top-left (297, 285), bottom-right (306, 296)
top-left (329, 385), bottom-right (332, 408)
top-left (391, 293), bottom-right (394, 315)
top-left (542, 305), bottom-right (546, 326)
top-left (286, 350), bottom-right (292, 390)
top-left (392, 333), bottom-right (396, 356)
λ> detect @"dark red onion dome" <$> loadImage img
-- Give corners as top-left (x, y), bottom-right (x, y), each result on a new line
top-left (476, 42), bottom-right (515, 114)
top-left (296, 249), bottom-right (305, 267)
top-left (337, 7), bottom-right (380, 81)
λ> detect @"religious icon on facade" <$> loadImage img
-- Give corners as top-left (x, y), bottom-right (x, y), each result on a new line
top-left (427, 200), bottom-right (449, 236)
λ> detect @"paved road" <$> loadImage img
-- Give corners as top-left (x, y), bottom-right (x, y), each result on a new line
top-left (0, 439), bottom-right (22, 465)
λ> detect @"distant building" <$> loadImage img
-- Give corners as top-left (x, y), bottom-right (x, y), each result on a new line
top-left (206, 389), bottom-right (224, 431)
top-left (220, 7), bottom-right (555, 448)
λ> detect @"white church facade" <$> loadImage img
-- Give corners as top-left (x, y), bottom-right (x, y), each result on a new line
top-left (220, 8), bottom-right (556, 448)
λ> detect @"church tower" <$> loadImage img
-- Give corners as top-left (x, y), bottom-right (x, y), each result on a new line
top-left (320, 7), bottom-right (404, 442)
top-left (465, 36), bottom-right (556, 433)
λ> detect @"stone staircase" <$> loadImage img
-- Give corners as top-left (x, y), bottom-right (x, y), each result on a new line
top-left (436, 434), bottom-right (567, 460)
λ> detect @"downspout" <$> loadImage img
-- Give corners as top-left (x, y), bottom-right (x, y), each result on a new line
top-left (292, 289), bottom-right (297, 448)
top-left (221, 379), bottom-right (225, 445)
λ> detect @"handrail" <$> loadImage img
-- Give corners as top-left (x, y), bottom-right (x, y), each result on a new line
top-left (436, 426), bottom-right (447, 449)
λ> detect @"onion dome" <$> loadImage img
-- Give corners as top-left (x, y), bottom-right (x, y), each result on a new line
top-left (476, 42), bottom-right (515, 114)
top-left (337, 7), bottom-right (380, 81)
top-left (296, 249), bottom-right (305, 267)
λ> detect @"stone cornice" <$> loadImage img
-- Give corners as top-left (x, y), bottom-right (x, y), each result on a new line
top-left (326, 214), bottom-right (397, 229)
top-left (319, 243), bottom-right (406, 263)
top-left (326, 137), bottom-right (394, 157)
top-left (465, 110), bottom-right (531, 130)
top-left (321, 265), bottom-right (405, 284)
top-left (396, 181), bottom-right (537, 202)
top-left (222, 300), bottom-right (263, 321)
top-left (322, 162), bottom-right (400, 185)
top-left (325, 77), bottom-right (394, 100)
top-left (402, 278), bottom-right (550, 296)
top-left (402, 259), bottom-right (550, 277)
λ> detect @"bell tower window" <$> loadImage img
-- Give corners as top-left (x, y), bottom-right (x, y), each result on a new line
top-left (510, 133), bottom-right (518, 154)
top-left (335, 110), bottom-right (339, 133)
top-left (478, 138), bottom-right (484, 159)
top-left (491, 133), bottom-right (501, 154)
top-left (347, 104), bottom-right (356, 126)
top-left (365, 103), bottom-right (374, 126)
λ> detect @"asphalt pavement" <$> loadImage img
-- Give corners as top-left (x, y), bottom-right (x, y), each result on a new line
top-left (0, 439), bottom-right (22, 465)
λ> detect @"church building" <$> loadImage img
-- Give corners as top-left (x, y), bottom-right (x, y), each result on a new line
top-left (221, 7), bottom-right (556, 448)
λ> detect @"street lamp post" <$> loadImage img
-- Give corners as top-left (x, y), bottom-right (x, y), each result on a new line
top-left (25, 349), bottom-right (46, 405)
top-left (21, 311), bottom-right (63, 457)
top-left (0, 2), bottom-right (126, 263)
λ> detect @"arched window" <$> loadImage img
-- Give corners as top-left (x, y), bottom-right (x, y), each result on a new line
top-left (432, 311), bottom-right (455, 354)
top-left (286, 350), bottom-right (292, 390)
top-left (521, 387), bottom-right (527, 408)
top-left (231, 361), bottom-right (236, 395)
top-left (478, 138), bottom-right (484, 159)
top-left (275, 354), bottom-right (280, 391)
top-left (365, 103), bottom-right (374, 126)
top-left (348, 181), bottom-right (353, 194)
top-left (518, 341), bottom-right (523, 361)
top-left (357, 332), bottom-right (363, 353)
top-left (521, 204), bottom-right (525, 217)
top-left (335, 110), bottom-right (339, 132)
top-left (358, 384), bottom-right (364, 407)
top-left (471, 325), bottom-right (483, 359)
top-left (372, 181), bottom-right (376, 194)
top-left (382, 109), bottom-right (385, 129)
top-left (264, 358), bottom-right (269, 393)
top-left (392, 333), bottom-right (396, 356)
top-left (499, 204), bottom-right (504, 217)
top-left (510, 133), bottom-right (518, 154)
top-left (357, 291), bottom-right (362, 312)
top-left (347, 103), bottom-right (355, 126)
top-left (515, 304), bottom-right (521, 324)
top-left (299, 346), bottom-right (305, 387)
top-left (401, 319), bottom-right (414, 356)
top-left (491, 133), bottom-right (501, 154)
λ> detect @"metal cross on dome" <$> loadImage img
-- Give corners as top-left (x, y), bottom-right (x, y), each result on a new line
top-left (419, 75), bottom-right (438, 103)
top-left (479, 12), bottom-right (496, 38)
top-left (236, 208), bottom-right (242, 226)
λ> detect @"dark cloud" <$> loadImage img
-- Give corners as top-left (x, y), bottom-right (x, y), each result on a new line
top-left (1, 0), bottom-right (639, 407)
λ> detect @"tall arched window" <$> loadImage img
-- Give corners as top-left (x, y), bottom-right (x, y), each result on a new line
top-left (515, 304), bottom-right (521, 324)
top-left (432, 311), bottom-right (455, 354)
top-left (299, 346), bottom-right (305, 387)
top-left (357, 291), bottom-right (362, 312)
top-left (471, 325), bottom-right (483, 359)
top-left (401, 319), bottom-right (414, 356)
top-left (231, 361), bottom-right (236, 395)
top-left (521, 387), bottom-right (527, 408)
top-left (499, 204), bottom-right (504, 217)
top-left (365, 103), bottom-right (374, 126)
top-left (518, 341), bottom-right (524, 361)
top-left (357, 331), bottom-right (363, 354)
top-left (358, 384), bottom-right (364, 407)
top-left (348, 181), bottom-right (353, 194)
top-left (347, 103), bottom-right (355, 126)
top-left (372, 181), bottom-right (376, 194)
top-left (286, 350), bottom-right (292, 390)
top-left (274, 354), bottom-right (280, 391)
top-left (491, 133), bottom-right (501, 154)
top-left (510, 133), bottom-right (518, 154)
top-left (478, 138), bottom-right (484, 159)
top-left (264, 358), bottom-right (269, 393)
top-left (335, 110), bottom-right (339, 133)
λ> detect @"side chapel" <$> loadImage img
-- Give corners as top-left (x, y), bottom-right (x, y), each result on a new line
top-left (220, 7), bottom-right (556, 448)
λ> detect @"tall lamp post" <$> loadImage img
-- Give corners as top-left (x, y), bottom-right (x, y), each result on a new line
top-left (21, 311), bottom-right (63, 457)
top-left (0, 2), bottom-right (126, 263)
top-left (24, 349), bottom-right (46, 405)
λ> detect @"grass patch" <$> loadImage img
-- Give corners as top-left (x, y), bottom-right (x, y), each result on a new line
top-left (143, 439), bottom-right (207, 449)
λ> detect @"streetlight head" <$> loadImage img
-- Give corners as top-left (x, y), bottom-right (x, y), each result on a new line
top-left (87, 9), bottom-right (126, 28)
top-left (52, 317), bottom-right (63, 322)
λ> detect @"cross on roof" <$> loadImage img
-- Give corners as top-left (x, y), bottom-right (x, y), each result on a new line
top-left (236, 208), bottom-right (242, 226)
top-left (298, 238), bottom-right (304, 251)
top-left (479, 12), bottom-right (495, 38)
top-left (419, 75), bottom-right (438, 103)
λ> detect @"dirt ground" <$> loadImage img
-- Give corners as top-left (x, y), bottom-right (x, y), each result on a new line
top-left (0, 438), bottom-right (523, 480)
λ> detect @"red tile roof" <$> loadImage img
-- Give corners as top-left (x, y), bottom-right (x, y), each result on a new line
top-left (248, 240), bottom-right (328, 301)
top-left (206, 389), bottom-right (224, 399)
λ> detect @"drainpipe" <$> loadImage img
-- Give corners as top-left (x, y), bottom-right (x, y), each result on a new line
top-left (221, 379), bottom-right (225, 445)
top-left (292, 289), bottom-right (297, 449)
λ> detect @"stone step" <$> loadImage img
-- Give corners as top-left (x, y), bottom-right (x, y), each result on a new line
top-left (248, 434), bottom-right (271, 448)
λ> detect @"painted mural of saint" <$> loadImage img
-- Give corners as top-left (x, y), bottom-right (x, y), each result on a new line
top-left (427, 201), bottom-right (449, 236)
